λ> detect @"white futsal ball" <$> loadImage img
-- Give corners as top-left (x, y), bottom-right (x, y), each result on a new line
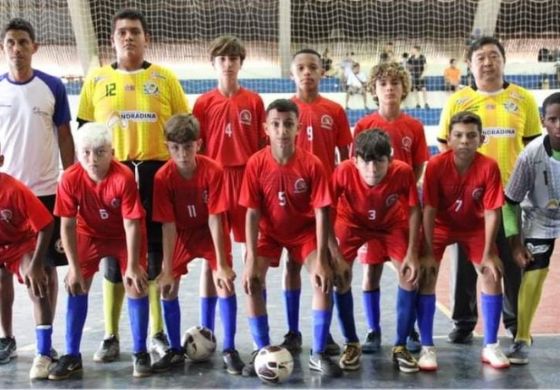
top-left (254, 345), bottom-right (294, 384)
top-left (182, 325), bottom-right (216, 362)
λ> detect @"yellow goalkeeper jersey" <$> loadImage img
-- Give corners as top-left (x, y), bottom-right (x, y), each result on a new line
top-left (77, 62), bottom-right (189, 161)
top-left (438, 83), bottom-right (541, 185)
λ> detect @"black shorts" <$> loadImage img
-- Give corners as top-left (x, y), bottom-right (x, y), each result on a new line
top-left (411, 76), bottom-right (425, 91)
top-left (122, 160), bottom-right (165, 254)
top-left (38, 194), bottom-right (67, 267)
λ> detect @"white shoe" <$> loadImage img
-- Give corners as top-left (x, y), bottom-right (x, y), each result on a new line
top-left (481, 342), bottom-right (510, 369)
top-left (418, 346), bottom-right (438, 371)
top-left (29, 355), bottom-right (53, 379)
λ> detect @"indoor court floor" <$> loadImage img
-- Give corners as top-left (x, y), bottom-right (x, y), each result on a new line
top-left (1, 243), bottom-right (559, 388)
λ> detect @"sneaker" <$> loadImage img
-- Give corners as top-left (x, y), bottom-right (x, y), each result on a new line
top-left (392, 346), bottom-right (419, 373)
top-left (280, 331), bottom-right (302, 354)
top-left (507, 341), bottom-right (530, 365)
top-left (223, 349), bottom-right (245, 375)
top-left (151, 348), bottom-right (184, 372)
top-left (241, 350), bottom-right (258, 377)
top-left (339, 342), bottom-right (361, 371)
top-left (362, 330), bottom-right (381, 354)
top-left (418, 346), bottom-right (438, 371)
top-left (93, 335), bottom-right (120, 362)
top-left (309, 352), bottom-right (343, 377)
top-left (149, 331), bottom-right (170, 358)
top-left (406, 328), bottom-right (422, 353)
top-left (29, 355), bottom-right (53, 379)
top-left (447, 327), bottom-right (473, 344)
top-left (0, 337), bottom-right (16, 364)
top-left (325, 333), bottom-right (341, 356)
top-left (48, 354), bottom-right (83, 380)
top-left (481, 342), bottom-right (510, 369)
top-left (133, 351), bottom-right (152, 377)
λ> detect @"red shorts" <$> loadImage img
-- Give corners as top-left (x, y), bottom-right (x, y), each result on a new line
top-left (431, 227), bottom-right (498, 265)
top-left (0, 238), bottom-right (36, 283)
top-left (223, 166), bottom-right (246, 243)
top-left (171, 228), bottom-right (233, 278)
top-left (257, 229), bottom-right (317, 267)
top-left (337, 222), bottom-right (408, 265)
top-left (77, 233), bottom-right (147, 279)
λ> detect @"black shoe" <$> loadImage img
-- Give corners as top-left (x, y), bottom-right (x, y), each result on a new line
top-left (447, 327), bottom-right (473, 344)
top-left (223, 349), bottom-right (245, 375)
top-left (241, 350), bottom-right (258, 377)
top-left (309, 352), bottom-right (343, 377)
top-left (151, 348), bottom-right (184, 372)
top-left (280, 331), bottom-right (302, 354)
top-left (48, 354), bottom-right (83, 380)
top-left (133, 351), bottom-right (152, 377)
top-left (362, 330), bottom-right (381, 354)
top-left (0, 337), bottom-right (16, 364)
top-left (406, 328), bottom-right (421, 353)
top-left (325, 333), bottom-right (341, 356)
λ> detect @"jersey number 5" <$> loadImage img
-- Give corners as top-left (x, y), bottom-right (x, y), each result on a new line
top-left (278, 191), bottom-right (287, 207)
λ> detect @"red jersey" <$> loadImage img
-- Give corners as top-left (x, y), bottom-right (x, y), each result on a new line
top-left (353, 112), bottom-right (429, 168)
top-left (291, 95), bottom-right (352, 174)
top-left (152, 155), bottom-right (227, 231)
top-left (0, 173), bottom-right (53, 245)
top-left (239, 147), bottom-right (332, 243)
top-left (193, 88), bottom-right (266, 167)
top-left (333, 160), bottom-right (418, 231)
top-left (423, 150), bottom-right (504, 233)
top-left (54, 160), bottom-right (145, 239)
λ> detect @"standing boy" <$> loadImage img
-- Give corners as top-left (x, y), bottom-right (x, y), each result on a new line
top-left (0, 145), bottom-right (55, 379)
top-left (329, 130), bottom-right (421, 373)
top-left (419, 111), bottom-right (509, 371)
top-left (239, 99), bottom-right (341, 378)
top-left (283, 49), bottom-right (353, 355)
top-left (152, 114), bottom-right (244, 374)
top-left (192, 35), bottom-right (265, 339)
top-left (49, 123), bottom-right (151, 380)
top-left (353, 61), bottom-right (429, 353)
top-left (77, 8), bottom-right (189, 361)
top-left (504, 92), bottom-right (560, 365)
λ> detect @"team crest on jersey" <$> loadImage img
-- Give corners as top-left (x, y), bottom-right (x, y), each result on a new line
top-left (472, 187), bottom-right (483, 201)
top-left (143, 82), bottom-right (159, 95)
top-left (202, 190), bottom-right (209, 204)
top-left (294, 178), bottom-right (308, 194)
top-left (503, 100), bottom-right (519, 113)
top-left (401, 136), bottom-right (412, 152)
top-left (0, 209), bottom-right (12, 222)
top-left (320, 115), bottom-right (333, 130)
top-left (110, 198), bottom-right (121, 208)
top-left (385, 194), bottom-right (398, 208)
top-left (239, 109), bottom-right (252, 125)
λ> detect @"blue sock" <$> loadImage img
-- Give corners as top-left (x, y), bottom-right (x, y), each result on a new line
top-left (128, 296), bottom-right (149, 353)
top-left (416, 294), bottom-right (436, 346)
top-left (283, 289), bottom-right (301, 333)
top-left (219, 295), bottom-right (237, 351)
top-left (66, 294), bottom-right (88, 356)
top-left (248, 315), bottom-right (270, 349)
top-left (481, 293), bottom-right (503, 345)
top-left (200, 296), bottom-right (218, 332)
top-left (363, 289), bottom-right (381, 332)
top-left (36, 325), bottom-right (52, 356)
top-left (395, 287), bottom-right (416, 346)
top-left (334, 290), bottom-right (359, 343)
top-left (162, 298), bottom-right (181, 350)
top-left (312, 309), bottom-right (332, 354)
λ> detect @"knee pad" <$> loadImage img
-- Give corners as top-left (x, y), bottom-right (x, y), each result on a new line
top-left (104, 257), bottom-right (123, 283)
